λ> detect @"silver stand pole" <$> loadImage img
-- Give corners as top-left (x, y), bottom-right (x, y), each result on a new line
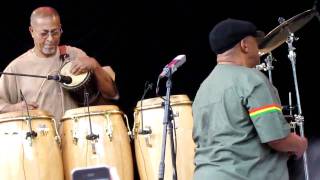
top-left (285, 29), bottom-right (310, 180)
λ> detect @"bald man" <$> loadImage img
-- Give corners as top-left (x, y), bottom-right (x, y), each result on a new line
top-left (0, 6), bottom-right (119, 121)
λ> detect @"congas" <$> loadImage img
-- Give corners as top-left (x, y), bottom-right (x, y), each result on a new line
top-left (0, 110), bottom-right (63, 180)
top-left (133, 94), bottom-right (195, 180)
top-left (61, 105), bottom-right (133, 180)
top-left (59, 61), bottom-right (100, 105)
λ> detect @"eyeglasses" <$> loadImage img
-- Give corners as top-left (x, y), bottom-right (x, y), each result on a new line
top-left (33, 28), bottom-right (63, 39)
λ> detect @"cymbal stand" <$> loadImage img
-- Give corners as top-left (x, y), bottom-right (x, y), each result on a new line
top-left (284, 26), bottom-right (310, 180)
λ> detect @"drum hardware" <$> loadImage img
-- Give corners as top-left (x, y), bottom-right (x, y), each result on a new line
top-left (52, 118), bottom-right (62, 145)
top-left (282, 16), bottom-right (310, 180)
top-left (284, 92), bottom-right (297, 133)
top-left (102, 110), bottom-right (133, 141)
top-left (72, 117), bottom-right (79, 144)
top-left (257, 9), bottom-right (318, 179)
top-left (256, 53), bottom-right (276, 84)
top-left (104, 112), bottom-right (114, 141)
top-left (90, 140), bottom-right (97, 155)
top-left (143, 126), bottom-right (153, 147)
top-left (123, 113), bottom-right (133, 140)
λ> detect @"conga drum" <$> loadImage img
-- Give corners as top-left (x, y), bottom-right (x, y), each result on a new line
top-left (59, 61), bottom-right (100, 105)
top-left (133, 94), bottom-right (195, 180)
top-left (61, 105), bottom-right (133, 180)
top-left (0, 110), bottom-right (64, 180)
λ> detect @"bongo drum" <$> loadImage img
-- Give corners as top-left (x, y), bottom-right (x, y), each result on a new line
top-left (61, 105), bottom-right (133, 180)
top-left (133, 94), bottom-right (195, 180)
top-left (59, 61), bottom-right (100, 105)
top-left (0, 110), bottom-right (63, 180)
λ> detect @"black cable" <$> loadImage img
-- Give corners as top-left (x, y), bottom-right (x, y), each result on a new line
top-left (20, 90), bottom-right (37, 139)
top-left (139, 81), bottom-right (153, 134)
top-left (156, 76), bottom-right (166, 101)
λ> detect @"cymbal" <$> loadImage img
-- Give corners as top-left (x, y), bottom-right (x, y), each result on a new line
top-left (259, 9), bottom-right (318, 56)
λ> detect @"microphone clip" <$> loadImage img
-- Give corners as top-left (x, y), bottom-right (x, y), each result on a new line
top-left (47, 74), bottom-right (72, 84)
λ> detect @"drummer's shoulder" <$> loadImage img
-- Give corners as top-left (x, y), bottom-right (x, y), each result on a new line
top-left (7, 49), bottom-right (34, 66)
top-left (102, 66), bottom-right (116, 81)
top-left (63, 45), bottom-right (87, 56)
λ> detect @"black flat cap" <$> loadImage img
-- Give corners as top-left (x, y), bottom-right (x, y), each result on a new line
top-left (209, 18), bottom-right (265, 54)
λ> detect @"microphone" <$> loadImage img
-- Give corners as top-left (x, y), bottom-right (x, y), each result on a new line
top-left (47, 74), bottom-right (72, 84)
top-left (159, 54), bottom-right (186, 78)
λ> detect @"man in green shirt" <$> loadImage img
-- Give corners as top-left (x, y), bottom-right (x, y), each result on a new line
top-left (192, 18), bottom-right (308, 180)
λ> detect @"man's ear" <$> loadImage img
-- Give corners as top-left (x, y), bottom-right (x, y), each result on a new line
top-left (240, 38), bottom-right (249, 53)
top-left (29, 26), bottom-right (35, 38)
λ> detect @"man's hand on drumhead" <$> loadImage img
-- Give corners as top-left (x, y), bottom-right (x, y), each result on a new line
top-left (70, 56), bottom-right (100, 75)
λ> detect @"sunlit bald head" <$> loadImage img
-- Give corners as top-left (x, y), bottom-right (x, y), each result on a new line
top-left (30, 6), bottom-right (61, 26)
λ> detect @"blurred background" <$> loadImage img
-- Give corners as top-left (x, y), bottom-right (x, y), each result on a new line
top-left (0, 0), bottom-right (319, 179)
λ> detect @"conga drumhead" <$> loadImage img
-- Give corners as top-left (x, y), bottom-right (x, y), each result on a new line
top-left (0, 109), bottom-right (64, 180)
top-left (133, 94), bottom-right (195, 180)
top-left (61, 105), bottom-right (133, 180)
top-left (135, 94), bottom-right (192, 110)
top-left (62, 105), bottom-right (120, 118)
top-left (59, 61), bottom-right (90, 89)
top-left (0, 109), bottom-right (53, 122)
top-left (59, 61), bottom-right (100, 105)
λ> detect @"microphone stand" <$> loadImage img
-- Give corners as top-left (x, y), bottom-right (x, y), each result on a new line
top-left (138, 82), bottom-right (153, 135)
top-left (0, 72), bottom-right (69, 83)
top-left (20, 90), bottom-right (37, 146)
top-left (158, 69), bottom-right (177, 180)
top-left (284, 28), bottom-right (310, 180)
top-left (84, 88), bottom-right (99, 154)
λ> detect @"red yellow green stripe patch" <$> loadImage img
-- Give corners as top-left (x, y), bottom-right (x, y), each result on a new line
top-left (249, 104), bottom-right (282, 118)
